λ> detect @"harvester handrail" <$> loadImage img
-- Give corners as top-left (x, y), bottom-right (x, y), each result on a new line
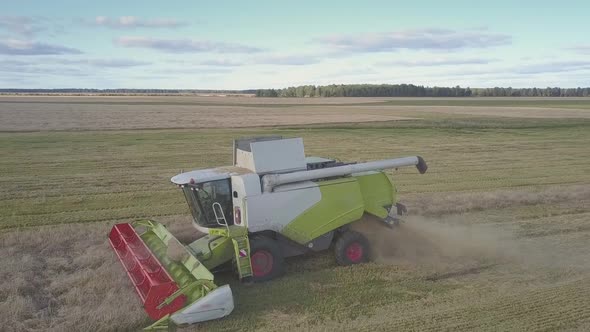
top-left (212, 202), bottom-right (230, 231)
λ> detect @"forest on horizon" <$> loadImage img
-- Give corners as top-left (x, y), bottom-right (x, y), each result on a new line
top-left (2, 85), bottom-right (590, 97)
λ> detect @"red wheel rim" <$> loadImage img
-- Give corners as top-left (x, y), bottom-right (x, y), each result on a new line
top-left (251, 250), bottom-right (274, 277)
top-left (345, 242), bottom-right (363, 262)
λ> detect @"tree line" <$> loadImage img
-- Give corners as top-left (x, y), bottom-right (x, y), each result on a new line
top-left (2, 86), bottom-right (589, 97)
top-left (256, 84), bottom-right (590, 97)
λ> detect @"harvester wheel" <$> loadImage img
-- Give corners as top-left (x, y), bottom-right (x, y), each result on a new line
top-left (334, 231), bottom-right (370, 266)
top-left (250, 235), bottom-right (284, 282)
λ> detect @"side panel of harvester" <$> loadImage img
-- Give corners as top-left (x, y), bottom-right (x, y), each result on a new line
top-left (246, 171), bottom-right (393, 245)
top-left (280, 177), bottom-right (365, 244)
top-left (244, 181), bottom-right (322, 233)
top-left (356, 171), bottom-right (396, 219)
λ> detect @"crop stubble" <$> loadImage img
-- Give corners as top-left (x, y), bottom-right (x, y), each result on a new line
top-left (0, 97), bottom-right (589, 331)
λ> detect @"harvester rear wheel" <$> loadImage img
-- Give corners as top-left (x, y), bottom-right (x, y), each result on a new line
top-left (250, 235), bottom-right (284, 282)
top-left (334, 231), bottom-right (370, 266)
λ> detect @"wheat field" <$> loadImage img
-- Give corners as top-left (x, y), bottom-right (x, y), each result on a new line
top-left (0, 97), bottom-right (589, 331)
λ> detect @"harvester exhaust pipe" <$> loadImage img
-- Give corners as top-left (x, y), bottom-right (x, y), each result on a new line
top-left (262, 156), bottom-right (427, 193)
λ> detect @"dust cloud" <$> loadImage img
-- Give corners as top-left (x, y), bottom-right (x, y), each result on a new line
top-left (350, 184), bottom-right (590, 276)
top-left (353, 213), bottom-right (590, 276)
top-left (353, 216), bottom-right (510, 267)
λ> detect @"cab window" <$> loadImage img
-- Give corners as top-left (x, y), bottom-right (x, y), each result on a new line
top-left (182, 179), bottom-right (233, 228)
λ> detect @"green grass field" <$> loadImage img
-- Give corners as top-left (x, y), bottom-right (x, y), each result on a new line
top-left (1, 97), bottom-right (590, 331)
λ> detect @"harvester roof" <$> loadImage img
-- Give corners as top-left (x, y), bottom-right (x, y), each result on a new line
top-left (171, 166), bottom-right (251, 185)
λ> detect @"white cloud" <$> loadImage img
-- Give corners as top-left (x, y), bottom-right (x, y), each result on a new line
top-left (378, 58), bottom-right (496, 67)
top-left (89, 16), bottom-right (189, 29)
top-left (0, 16), bottom-right (68, 37)
top-left (0, 16), bottom-right (43, 36)
top-left (316, 28), bottom-right (511, 52)
top-left (196, 59), bottom-right (244, 67)
top-left (254, 54), bottom-right (321, 65)
top-left (515, 61), bottom-right (590, 74)
top-left (0, 57), bottom-right (149, 80)
top-left (188, 54), bottom-right (321, 67)
top-left (52, 58), bottom-right (150, 67)
top-left (114, 36), bottom-right (262, 53)
top-left (568, 45), bottom-right (590, 54)
top-left (0, 39), bottom-right (81, 55)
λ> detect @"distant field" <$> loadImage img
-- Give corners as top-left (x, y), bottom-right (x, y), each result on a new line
top-left (1, 96), bottom-right (590, 131)
top-left (2, 95), bottom-right (590, 108)
top-left (1, 96), bottom-right (589, 331)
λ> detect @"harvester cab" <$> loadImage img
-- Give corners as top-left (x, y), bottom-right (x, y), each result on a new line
top-left (109, 136), bottom-right (427, 329)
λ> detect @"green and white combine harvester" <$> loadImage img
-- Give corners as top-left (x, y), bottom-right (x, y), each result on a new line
top-left (108, 137), bottom-right (428, 329)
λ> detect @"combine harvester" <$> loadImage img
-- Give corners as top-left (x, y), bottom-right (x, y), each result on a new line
top-left (109, 137), bottom-right (427, 329)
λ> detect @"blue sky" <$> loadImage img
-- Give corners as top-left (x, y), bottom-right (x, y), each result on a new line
top-left (1, 0), bottom-right (589, 89)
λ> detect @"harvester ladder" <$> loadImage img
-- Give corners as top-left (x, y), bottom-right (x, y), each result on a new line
top-left (232, 235), bottom-right (253, 280)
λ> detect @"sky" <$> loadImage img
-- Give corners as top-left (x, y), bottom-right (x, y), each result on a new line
top-left (1, 0), bottom-right (589, 89)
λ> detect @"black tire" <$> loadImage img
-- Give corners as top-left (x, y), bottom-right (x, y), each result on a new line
top-left (334, 231), bottom-right (370, 266)
top-left (249, 235), bottom-right (285, 282)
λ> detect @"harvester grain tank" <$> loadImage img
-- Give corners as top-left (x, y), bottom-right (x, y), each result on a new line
top-left (108, 136), bottom-right (428, 329)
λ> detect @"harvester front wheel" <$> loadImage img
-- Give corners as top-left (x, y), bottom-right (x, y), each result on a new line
top-left (250, 235), bottom-right (284, 282)
top-left (334, 231), bottom-right (370, 266)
